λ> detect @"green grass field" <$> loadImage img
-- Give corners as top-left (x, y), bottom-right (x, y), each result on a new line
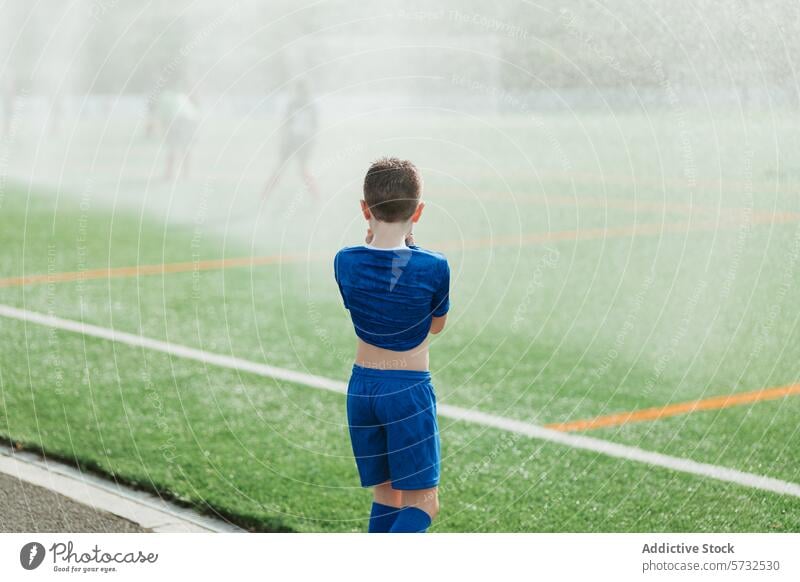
top-left (1, 112), bottom-right (800, 531)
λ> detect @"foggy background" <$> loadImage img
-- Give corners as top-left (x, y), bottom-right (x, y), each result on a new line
top-left (4, 1), bottom-right (799, 106)
top-left (1, 0), bottom-right (798, 251)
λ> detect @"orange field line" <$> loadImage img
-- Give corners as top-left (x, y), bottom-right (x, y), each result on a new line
top-left (546, 384), bottom-right (800, 432)
top-left (1, 210), bottom-right (798, 289)
top-left (0, 252), bottom-right (322, 289)
top-left (439, 210), bottom-right (800, 252)
top-left (534, 170), bottom-right (800, 196)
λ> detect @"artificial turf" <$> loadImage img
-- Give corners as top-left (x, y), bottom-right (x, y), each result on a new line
top-left (2, 112), bottom-right (800, 532)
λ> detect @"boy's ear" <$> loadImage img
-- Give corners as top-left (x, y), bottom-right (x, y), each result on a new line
top-left (360, 199), bottom-right (371, 220)
top-left (411, 201), bottom-right (425, 224)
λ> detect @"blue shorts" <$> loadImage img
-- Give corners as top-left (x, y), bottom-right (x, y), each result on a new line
top-left (346, 364), bottom-right (440, 490)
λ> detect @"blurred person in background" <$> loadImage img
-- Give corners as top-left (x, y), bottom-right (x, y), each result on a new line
top-left (262, 77), bottom-right (319, 200)
top-left (144, 85), bottom-right (163, 139)
top-left (159, 78), bottom-right (199, 181)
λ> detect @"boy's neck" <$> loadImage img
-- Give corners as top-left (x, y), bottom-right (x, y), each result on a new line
top-left (369, 220), bottom-right (411, 249)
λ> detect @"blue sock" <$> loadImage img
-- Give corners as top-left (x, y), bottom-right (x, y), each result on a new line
top-left (388, 506), bottom-right (432, 533)
top-left (368, 502), bottom-right (400, 533)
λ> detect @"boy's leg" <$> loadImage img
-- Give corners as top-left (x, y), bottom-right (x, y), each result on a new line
top-left (347, 368), bottom-right (395, 532)
top-left (401, 487), bottom-right (439, 519)
top-left (262, 165), bottom-right (283, 199)
top-left (379, 376), bottom-right (440, 533)
top-left (369, 481), bottom-right (402, 533)
top-left (389, 487), bottom-right (438, 533)
top-left (374, 481), bottom-right (402, 507)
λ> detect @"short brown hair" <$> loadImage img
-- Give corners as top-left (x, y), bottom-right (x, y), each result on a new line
top-left (363, 157), bottom-right (422, 222)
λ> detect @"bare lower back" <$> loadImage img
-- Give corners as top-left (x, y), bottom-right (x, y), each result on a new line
top-left (355, 338), bottom-right (430, 371)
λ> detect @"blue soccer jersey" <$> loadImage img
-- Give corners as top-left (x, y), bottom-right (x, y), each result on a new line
top-left (334, 244), bottom-right (450, 351)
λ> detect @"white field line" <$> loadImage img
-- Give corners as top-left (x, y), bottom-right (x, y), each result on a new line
top-left (3, 303), bottom-right (800, 500)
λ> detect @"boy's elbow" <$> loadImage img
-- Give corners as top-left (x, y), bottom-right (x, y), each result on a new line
top-left (430, 315), bottom-right (447, 335)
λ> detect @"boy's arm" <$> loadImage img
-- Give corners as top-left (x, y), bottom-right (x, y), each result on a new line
top-left (430, 256), bottom-right (450, 334)
top-left (333, 251), bottom-right (349, 309)
top-left (430, 315), bottom-right (447, 334)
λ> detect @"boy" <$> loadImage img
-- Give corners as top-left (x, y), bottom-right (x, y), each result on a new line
top-left (334, 157), bottom-right (450, 533)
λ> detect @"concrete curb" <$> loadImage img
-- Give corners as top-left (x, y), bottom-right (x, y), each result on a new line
top-left (0, 446), bottom-right (245, 533)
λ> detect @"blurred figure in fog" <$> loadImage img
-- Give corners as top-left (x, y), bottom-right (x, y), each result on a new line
top-left (262, 77), bottom-right (319, 200)
top-left (144, 86), bottom-right (163, 139)
top-left (158, 79), bottom-right (199, 181)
